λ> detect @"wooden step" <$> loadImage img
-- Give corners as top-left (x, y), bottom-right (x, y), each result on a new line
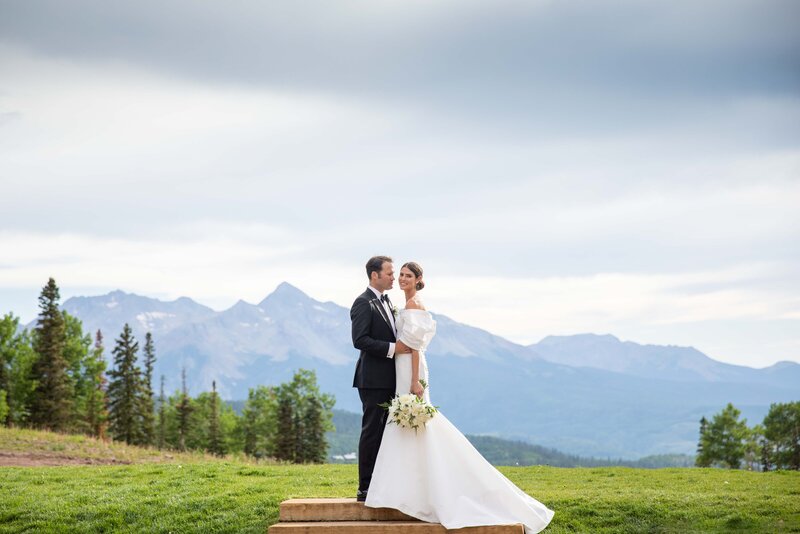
top-left (268, 521), bottom-right (524, 533)
top-left (270, 499), bottom-right (526, 533)
top-left (279, 498), bottom-right (417, 522)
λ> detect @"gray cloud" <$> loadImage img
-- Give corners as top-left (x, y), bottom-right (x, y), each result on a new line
top-left (1, 0), bottom-right (798, 136)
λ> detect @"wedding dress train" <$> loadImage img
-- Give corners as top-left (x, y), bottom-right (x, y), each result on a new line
top-left (365, 309), bottom-right (555, 533)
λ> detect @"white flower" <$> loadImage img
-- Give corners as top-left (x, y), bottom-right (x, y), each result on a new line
top-left (382, 393), bottom-right (438, 431)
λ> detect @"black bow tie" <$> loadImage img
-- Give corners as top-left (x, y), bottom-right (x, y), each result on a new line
top-left (381, 294), bottom-right (389, 304)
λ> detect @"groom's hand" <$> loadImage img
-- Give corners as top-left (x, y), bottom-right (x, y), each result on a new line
top-left (395, 340), bottom-right (411, 354)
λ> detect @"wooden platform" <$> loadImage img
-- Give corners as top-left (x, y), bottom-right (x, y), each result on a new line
top-left (278, 498), bottom-right (417, 522)
top-left (269, 499), bottom-right (525, 533)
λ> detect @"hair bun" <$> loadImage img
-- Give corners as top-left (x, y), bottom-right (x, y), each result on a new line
top-left (416, 280), bottom-right (425, 291)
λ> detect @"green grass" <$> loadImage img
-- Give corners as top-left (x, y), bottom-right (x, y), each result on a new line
top-left (0, 425), bottom-right (261, 465)
top-left (1, 427), bottom-right (799, 533)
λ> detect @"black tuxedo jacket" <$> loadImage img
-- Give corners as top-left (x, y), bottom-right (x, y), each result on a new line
top-left (351, 288), bottom-right (397, 390)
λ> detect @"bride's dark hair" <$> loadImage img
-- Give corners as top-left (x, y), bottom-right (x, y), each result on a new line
top-left (402, 262), bottom-right (425, 291)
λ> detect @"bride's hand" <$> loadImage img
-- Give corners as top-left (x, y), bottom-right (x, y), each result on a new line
top-left (411, 380), bottom-right (425, 398)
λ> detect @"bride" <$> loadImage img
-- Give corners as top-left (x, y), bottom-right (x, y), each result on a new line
top-left (364, 262), bottom-right (555, 533)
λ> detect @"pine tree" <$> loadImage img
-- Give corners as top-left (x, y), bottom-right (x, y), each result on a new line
top-left (242, 394), bottom-right (259, 457)
top-left (61, 311), bottom-right (91, 433)
top-left (275, 390), bottom-right (295, 462)
top-left (107, 324), bottom-right (143, 444)
top-left (176, 367), bottom-right (193, 451)
top-left (85, 330), bottom-right (109, 439)
top-left (302, 395), bottom-right (327, 463)
top-left (208, 380), bottom-right (225, 456)
top-left (239, 385), bottom-right (278, 459)
top-left (292, 409), bottom-right (304, 463)
top-left (157, 375), bottom-right (166, 450)
top-left (139, 333), bottom-right (156, 446)
top-left (29, 278), bottom-right (72, 431)
top-left (286, 369), bottom-right (333, 464)
top-left (695, 416), bottom-right (710, 467)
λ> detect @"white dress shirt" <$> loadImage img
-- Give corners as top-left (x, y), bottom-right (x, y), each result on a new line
top-left (368, 285), bottom-right (396, 358)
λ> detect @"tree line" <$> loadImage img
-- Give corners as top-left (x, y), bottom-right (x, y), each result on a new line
top-left (0, 278), bottom-right (334, 463)
top-left (695, 401), bottom-right (799, 471)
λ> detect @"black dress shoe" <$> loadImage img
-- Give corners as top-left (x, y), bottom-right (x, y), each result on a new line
top-left (356, 490), bottom-right (367, 502)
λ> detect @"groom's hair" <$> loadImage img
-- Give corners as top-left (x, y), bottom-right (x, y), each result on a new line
top-left (366, 256), bottom-right (392, 279)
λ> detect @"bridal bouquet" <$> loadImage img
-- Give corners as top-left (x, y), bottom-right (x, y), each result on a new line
top-left (379, 380), bottom-right (438, 432)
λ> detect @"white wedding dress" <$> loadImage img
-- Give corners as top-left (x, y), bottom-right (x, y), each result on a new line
top-left (365, 308), bottom-right (555, 533)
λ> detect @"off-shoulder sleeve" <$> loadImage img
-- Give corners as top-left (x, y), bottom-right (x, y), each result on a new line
top-left (398, 312), bottom-right (437, 351)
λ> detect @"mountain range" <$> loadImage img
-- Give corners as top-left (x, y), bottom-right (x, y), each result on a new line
top-left (54, 282), bottom-right (799, 459)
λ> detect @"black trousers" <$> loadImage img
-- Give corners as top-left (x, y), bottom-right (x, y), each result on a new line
top-left (357, 387), bottom-right (394, 492)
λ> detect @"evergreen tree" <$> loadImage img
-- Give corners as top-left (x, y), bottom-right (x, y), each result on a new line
top-left (29, 278), bottom-right (72, 431)
top-left (159, 388), bottom-right (183, 450)
top-left (695, 416), bottom-right (710, 467)
top-left (176, 367), bottom-right (193, 451)
top-left (213, 397), bottom-right (240, 454)
top-left (292, 409), bottom-right (304, 462)
top-left (275, 389), bottom-right (295, 462)
top-left (62, 311), bottom-right (91, 433)
top-left (241, 392), bottom-right (260, 457)
top-left (302, 395), bottom-right (327, 463)
top-left (267, 369), bottom-right (334, 464)
top-left (158, 375), bottom-right (166, 450)
top-left (107, 324), bottom-right (143, 444)
top-left (85, 330), bottom-right (109, 439)
top-left (208, 380), bottom-right (225, 456)
top-left (240, 385), bottom-right (278, 459)
top-left (139, 332), bottom-right (156, 446)
top-left (285, 369), bottom-right (333, 463)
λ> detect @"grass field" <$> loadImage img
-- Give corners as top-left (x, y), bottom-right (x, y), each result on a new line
top-left (1, 427), bottom-right (798, 533)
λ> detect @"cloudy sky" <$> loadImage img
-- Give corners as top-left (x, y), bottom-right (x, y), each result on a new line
top-left (1, 0), bottom-right (798, 367)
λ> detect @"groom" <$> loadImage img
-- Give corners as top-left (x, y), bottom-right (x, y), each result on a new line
top-left (351, 255), bottom-right (409, 502)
